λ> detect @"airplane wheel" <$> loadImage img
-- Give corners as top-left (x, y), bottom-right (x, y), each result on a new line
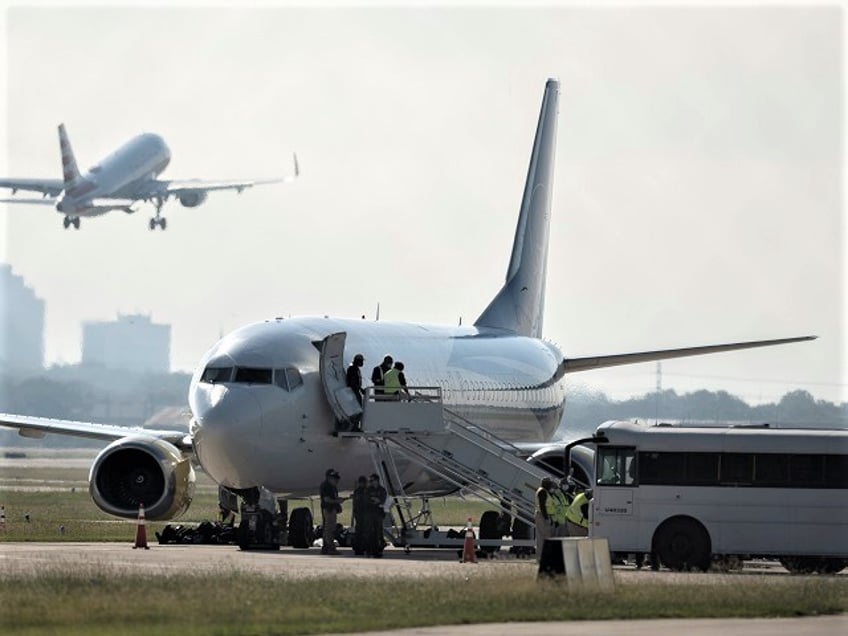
top-left (160, 218), bottom-right (167, 230)
top-left (149, 218), bottom-right (156, 230)
top-left (73, 218), bottom-right (80, 229)
top-left (288, 507), bottom-right (314, 549)
top-left (63, 217), bottom-right (70, 229)
top-left (479, 510), bottom-right (502, 555)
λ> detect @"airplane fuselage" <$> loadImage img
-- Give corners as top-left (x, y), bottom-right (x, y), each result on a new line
top-left (57, 133), bottom-right (170, 216)
top-left (188, 316), bottom-right (566, 495)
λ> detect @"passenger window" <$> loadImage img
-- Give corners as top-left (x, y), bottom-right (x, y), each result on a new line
top-left (233, 367), bottom-right (272, 384)
top-left (200, 367), bottom-right (233, 384)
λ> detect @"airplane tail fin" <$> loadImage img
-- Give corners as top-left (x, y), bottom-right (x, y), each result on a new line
top-left (58, 124), bottom-right (82, 187)
top-left (474, 78), bottom-right (560, 338)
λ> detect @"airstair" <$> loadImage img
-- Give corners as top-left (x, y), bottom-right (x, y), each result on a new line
top-left (341, 387), bottom-right (557, 549)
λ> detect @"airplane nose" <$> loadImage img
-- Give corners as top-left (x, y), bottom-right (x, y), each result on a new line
top-left (190, 385), bottom-right (264, 487)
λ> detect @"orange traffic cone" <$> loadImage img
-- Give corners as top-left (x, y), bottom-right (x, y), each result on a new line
top-left (461, 517), bottom-right (477, 563)
top-left (133, 503), bottom-right (149, 550)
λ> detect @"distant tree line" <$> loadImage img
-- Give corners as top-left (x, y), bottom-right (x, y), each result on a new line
top-left (559, 388), bottom-right (848, 439)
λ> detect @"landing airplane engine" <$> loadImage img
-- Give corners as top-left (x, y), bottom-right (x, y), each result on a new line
top-left (88, 436), bottom-right (196, 520)
top-left (178, 190), bottom-right (207, 207)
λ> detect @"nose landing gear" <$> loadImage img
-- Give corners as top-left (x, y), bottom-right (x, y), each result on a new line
top-left (62, 216), bottom-right (80, 229)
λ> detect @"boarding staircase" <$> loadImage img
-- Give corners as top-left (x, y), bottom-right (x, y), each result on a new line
top-left (342, 387), bottom-right (556, 542)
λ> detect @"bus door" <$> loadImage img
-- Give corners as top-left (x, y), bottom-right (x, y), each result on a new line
top-left (592, 446), bottom-right (638, 548)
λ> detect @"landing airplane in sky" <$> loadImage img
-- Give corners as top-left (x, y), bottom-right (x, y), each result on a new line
top-left (0, 124), bottom-right (298, 230)
top-left (0, 79), bottom-right (814, 527)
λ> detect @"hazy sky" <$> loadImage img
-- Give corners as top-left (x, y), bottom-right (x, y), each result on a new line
top-left (1, 1), bottom-right (845, 406)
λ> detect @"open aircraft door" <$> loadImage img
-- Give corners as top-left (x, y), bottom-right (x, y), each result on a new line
top-left (318, 332), bottom-right (362, 426)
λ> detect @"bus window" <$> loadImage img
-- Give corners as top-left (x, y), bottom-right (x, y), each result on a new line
top-left (721, 453), bottom-right (753, 485)
top-left (597, 447), bottom-right (636, 486)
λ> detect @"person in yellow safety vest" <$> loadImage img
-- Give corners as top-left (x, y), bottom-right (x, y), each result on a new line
top-left (565, 489), bottom-right (592, 537)
top-left (548, 484), bottom-right (571, 537)
top-left (383, 361), bottom-right (408, 400)
top-left (534, 476), bottom-right (555, 560)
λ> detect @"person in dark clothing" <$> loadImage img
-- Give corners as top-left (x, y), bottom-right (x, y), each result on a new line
top-left (346, 354), bottom-right (366, 405)
top-left (364, 473), bottom-right (388, 557)
top-left (371, 355), bottom-right (393, 397)
top-left (350, 475), bottom-right (369, 555)
top-left (319, 469), bottom-right (345, 555)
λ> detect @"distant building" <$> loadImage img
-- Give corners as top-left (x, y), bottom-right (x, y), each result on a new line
top-left (82, 313), bottom-right (170, 373)
top-left (0, 264), bottom-right (45, 373)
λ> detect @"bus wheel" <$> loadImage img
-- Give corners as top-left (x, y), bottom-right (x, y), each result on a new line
top-left (479, 510), bottom-right (501, 555)
top-left (654, 517), bottom-right (711, 572)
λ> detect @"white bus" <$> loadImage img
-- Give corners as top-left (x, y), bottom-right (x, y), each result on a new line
top-left (589, 420), bottom-right (848, 573)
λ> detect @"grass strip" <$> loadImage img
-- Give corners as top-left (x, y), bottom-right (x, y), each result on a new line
top-left (1, 568), bottom-right (846, 635)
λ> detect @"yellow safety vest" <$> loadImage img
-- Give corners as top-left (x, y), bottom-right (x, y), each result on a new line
top-left (565, 492), bottom-right (589, 528)
top-left (548, 490), bottom-right (570, 525)
top-left (383, 368), bottom-right (402, 394)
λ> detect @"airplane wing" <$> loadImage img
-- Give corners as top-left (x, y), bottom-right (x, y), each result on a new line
top-left (156, 153), bottom-right (300, 196)
top-left (0, 178), bottom-right (64, 197)
top-left (0, 412), bottom-right (192, 452)
top-left (0, 197), bottom-right (56, 205)
top-left (560, 335), bottom-right (817, 374)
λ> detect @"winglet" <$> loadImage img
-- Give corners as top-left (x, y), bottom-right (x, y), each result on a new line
top-left (293, 153), bottom-right (299, 178)
top-left (57, 124), bottom-right (81, 187)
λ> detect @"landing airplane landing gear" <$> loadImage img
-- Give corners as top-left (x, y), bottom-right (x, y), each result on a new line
top-left (149, 197), bottom-right (167, 230)
top-left (63, 216), bottom-right (80, 229)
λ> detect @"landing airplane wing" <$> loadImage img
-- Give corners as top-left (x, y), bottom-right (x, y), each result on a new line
top-left (0, 413), bottom-right (192, 452)
top-left (0, 178), bottom-right (64, 197)
top-left (156, 152), bottom-right (300, 196)
top-left (0, 197), bottom-right (56, 205)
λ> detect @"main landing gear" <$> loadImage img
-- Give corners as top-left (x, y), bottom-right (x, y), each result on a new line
top-left (62, 216), bottom-right (80, 230)
top-left (149, 197), bottom-right (167, 230)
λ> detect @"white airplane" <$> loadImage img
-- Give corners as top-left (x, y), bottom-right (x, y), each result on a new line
top-left (0, 124), bottom-right (298, 230)
top-left (0, 79), bottom-right (814, 526)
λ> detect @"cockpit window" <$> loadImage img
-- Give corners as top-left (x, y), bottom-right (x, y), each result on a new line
top-left (274, 367), bottom-right (303, 391)
top-left (200, 367), bottom-right (233, 384)
top-left (233, 367), bottom-right (273, 384)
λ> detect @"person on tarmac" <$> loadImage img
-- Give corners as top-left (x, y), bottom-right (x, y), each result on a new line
top-left (548, 480), bottom-right (572, 537)
top-left (534, 476), bottom-right (555, 560)
top-left (565, 488), bottom-right (592, 537)
top-left (365, 473), bottom-right (388, 557)
top-left (351, 475), bottom-right (369, 556)
top-left (320, 469), bottom-right (345, 555)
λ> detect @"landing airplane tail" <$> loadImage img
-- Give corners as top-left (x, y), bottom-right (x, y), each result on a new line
top-left (475, 78), bottom-right (559, 338)
top-left (58, 124), bottom-right (82, 187)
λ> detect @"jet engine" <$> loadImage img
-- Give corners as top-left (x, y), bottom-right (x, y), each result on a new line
top-left (89, 436), bottom-right (196, 520)
top-left (178, 191), bottom-right (208, 207)
top-left (528, 443), bottom-right (596, 488)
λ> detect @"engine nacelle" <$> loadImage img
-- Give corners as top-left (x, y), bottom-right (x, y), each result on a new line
top-left (178, 190), bottom-right (208, 207)
top-left (528, 443), bottom-right (596, 489)
top-left (89, 436), bottom-right (196, 520)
